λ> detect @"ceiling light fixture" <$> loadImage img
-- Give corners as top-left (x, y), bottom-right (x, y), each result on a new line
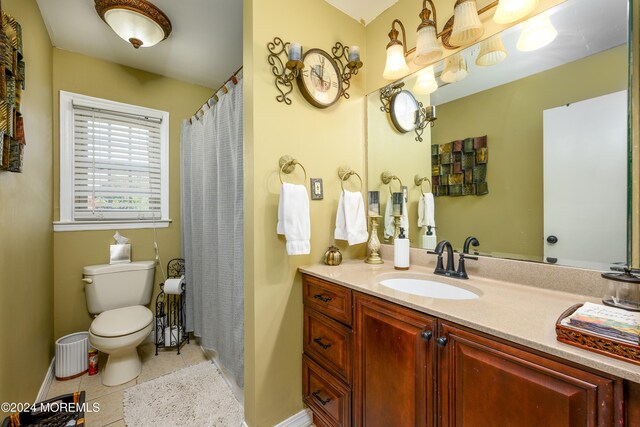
top-left (382, 0), bottom-right (539, 81)
top-left (95, 0), bottom-right (172, 49)
top-left (517, 14), bottom-right (557, 52)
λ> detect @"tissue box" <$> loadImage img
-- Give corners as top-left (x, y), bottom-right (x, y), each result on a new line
top-left (110, 244), bottom-right (131, 264)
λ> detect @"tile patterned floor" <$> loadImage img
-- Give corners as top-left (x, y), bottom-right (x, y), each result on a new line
top-left (45, 341), bottom-right (208, 427)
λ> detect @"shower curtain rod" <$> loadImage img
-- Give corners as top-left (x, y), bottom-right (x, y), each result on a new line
top-left (191, 65), bottom-right (243, 122)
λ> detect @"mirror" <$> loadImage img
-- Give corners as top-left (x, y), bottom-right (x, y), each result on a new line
top-left (366, 0), bottom-right (631, 270)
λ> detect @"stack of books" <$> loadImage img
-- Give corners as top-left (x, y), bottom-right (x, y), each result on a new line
top-left (561, 302), bottom-right (640, 345)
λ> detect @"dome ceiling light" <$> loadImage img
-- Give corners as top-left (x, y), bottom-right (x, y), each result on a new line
top-left (95, 0), bottom-right (172, 49)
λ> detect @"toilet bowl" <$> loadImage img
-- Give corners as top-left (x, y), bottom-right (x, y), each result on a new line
top-left (83, 261), bottom-right (156, 386)
top-left (88, 305), bottom-right (153, 386)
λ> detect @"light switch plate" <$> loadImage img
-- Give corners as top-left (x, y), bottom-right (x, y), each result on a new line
top-left (310, 178), bottom-right (323, 200)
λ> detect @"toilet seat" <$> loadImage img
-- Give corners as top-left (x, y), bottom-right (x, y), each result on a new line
top-left (90, 305), bottom-right (153, 337)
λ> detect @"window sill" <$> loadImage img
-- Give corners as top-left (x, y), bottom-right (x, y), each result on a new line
top-left (53, 219), bottom-right (172, 232)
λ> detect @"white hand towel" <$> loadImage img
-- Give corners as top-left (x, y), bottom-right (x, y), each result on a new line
top-left (277, 183), bottom-right (310, 255)
top-left (418, 192), bottom-right (436, 228)
top-left (335, 190), bottom-right (368, 245)
top-left (384, 194), bottom-right (409, 239)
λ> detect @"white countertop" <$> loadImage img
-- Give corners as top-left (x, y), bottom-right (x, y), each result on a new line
top-left (299, 260), bottom-right (640, 383)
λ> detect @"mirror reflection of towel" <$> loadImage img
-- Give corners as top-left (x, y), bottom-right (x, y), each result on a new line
top-left (418, 192), bottom-right (436, 228)
top-left (335, 190), bottom-right (368, 245)
top-left (277, 183), bottom-right (310, 255)
top-left (383, 195), bottom-right (409, 240)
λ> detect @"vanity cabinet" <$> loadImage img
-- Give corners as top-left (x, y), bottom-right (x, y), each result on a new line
top-left (353, 292), bottom-right (436, 427)
top-left (437, 322), bottom-right (621, 427)
top-left (301, 274), bottom-right (634, 427)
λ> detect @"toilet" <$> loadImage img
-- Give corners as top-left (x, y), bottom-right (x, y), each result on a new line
top-left (83, 261), bottom-right (155, 386)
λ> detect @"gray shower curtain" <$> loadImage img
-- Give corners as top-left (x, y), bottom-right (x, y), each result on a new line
top-left (181, 75), bottom-right (244, 386)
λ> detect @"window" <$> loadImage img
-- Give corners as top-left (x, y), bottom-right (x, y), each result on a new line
top-left (56, 91), bottom-right (170, 231)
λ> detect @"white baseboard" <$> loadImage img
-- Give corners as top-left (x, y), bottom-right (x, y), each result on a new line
top-left (241, 409), bottom-right (312, 427)
top-left (35, 358), bottom-right (55, 403)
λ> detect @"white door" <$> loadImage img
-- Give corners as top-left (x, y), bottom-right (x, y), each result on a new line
top-left (543, 90), bottom-right (627, 270)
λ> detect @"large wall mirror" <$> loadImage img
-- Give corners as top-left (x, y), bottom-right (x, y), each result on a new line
top-left (367, 0), bottom-right (635, 270)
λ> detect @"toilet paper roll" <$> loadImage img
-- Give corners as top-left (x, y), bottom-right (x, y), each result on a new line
top-left (164, 276), bottom-right (185, 295)
top-left (164, 326), bottom-right (183, 346)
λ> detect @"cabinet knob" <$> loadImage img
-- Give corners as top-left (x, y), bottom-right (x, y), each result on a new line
top-left (546, 235), bottom-right (558, 244)
top-left (421, 331), bottom-right (433, 341)
top-left (436, 336), bottom-right (449, 347)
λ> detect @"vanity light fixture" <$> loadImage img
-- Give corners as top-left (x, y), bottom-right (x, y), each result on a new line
top-left (441, 53), bottom-right (468, 83)
top-left (381, 0), bottom-right (540, 81)
top-left (449, 0), bottom-right (484, 46)
top-left (413, 66), bottom-right (438, 95)
top-left (95, 0), bottom-right (172, 49)
top-left (516, 14), bottom-right (557, 52)
top-left (476, 34), bottom-right (507, 66)
top-left (493, 0), bottom-right (539, 24)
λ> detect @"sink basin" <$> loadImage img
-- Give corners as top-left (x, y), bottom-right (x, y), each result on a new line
top-left (379, 278), bottom-right (480, 300)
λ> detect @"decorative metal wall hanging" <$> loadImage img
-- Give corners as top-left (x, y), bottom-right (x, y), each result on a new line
top-left (0, 10), bottom-right (26, 173)
top-left (379, 84), bottom-right (436, 142)
top-left (431, 136), bottom-right (488, 197)
top-left (267, 36), bottom-right (363, 107)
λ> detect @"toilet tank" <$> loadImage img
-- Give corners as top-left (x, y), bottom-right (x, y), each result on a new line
top-left (83, 261), bottom-right (155, 314)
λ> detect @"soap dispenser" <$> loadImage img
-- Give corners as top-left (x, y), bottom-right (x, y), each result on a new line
top-left (394, 227), bottom-right (410, 270)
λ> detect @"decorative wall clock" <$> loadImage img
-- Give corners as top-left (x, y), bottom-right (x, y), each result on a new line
top-left (297, 48), bottom-right (342, 109)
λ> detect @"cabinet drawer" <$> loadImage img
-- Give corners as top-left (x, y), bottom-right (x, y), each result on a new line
top-left (304, 307), bottom-right (352, 383)
top-left (303, 275), bottom-right (352, 326)
top-left (303, 355), bottom-right (351, 427)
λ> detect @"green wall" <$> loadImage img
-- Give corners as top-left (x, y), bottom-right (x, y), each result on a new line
top-left (432, 45), bottom-right (628, 258)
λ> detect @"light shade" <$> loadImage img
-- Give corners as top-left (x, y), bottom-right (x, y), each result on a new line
top-left (414, 25), bottom-right (443, 66)
top-left (95, 0), bottom-right (172, 49)
top-left (413, 66), bottom-right (438, 95)
top-left (517, 15), bottom-right (557, 52)
top-left (441, 54), bottom-right (468, 83)
top-left (476, 34), bottom-right (507, 66)
top-left (493, 0), bottom-right (539, 25)
top-left (449, 0), bottom-right (484, 46)
top-left (383, 44), bottom-right (411, 80)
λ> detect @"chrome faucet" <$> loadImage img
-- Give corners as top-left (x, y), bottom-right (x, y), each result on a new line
top-left (428, 239), bottom-right (478, 279)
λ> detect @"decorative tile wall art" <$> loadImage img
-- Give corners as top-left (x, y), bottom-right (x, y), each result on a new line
top-left (0, 9), bottom-right (25, 173)
top-left (432, 136), bottom-right (488, 197)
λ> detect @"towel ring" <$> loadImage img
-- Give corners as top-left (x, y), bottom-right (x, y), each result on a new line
top-left (338, 166), bottom-right (363, 192)
top-left (279, 155), bottom-right (307, 184)
top-left (381, 171), bottom-right (403, 196)
top-left (414, 175), bottom-right (432, 193)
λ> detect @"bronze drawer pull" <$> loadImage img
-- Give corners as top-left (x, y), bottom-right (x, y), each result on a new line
top-left (313, 337), bottom-right (332, 350)
top-left (313, 293), bottom-right (333, 303)
top-left (312, 390), bottom-right (331, 406)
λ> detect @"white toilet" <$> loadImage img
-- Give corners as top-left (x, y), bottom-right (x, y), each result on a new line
top-left (83, 261), bottom-right (155, 386)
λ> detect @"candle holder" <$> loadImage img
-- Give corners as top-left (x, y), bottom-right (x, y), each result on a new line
top-left (331, 42), bottom-right (364, 100)
top-left (267, 37), bottom-right (304, 105)
top-left (365, 215), bottom-right (384, 264)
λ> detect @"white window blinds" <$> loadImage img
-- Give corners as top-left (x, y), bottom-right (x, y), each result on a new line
top-left (72, 104), bottom-right (163, 220)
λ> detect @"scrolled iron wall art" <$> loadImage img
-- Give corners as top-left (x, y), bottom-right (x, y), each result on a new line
top-left (379, 83), bottom-right (435, 142)
top-left (267, 36), bottom-right (363, 106)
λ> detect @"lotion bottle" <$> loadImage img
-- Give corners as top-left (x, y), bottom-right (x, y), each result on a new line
top-left (394, 227), bottom-right (410, 270)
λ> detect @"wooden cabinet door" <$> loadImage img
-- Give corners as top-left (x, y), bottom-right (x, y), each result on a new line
top-left (437, 322), bottom-right (622, 427)
top-left (353, 292), bottom-right (436, 427)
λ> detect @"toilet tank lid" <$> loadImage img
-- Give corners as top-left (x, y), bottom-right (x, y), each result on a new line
top-left (83, 261), bottom-right (155, 276)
